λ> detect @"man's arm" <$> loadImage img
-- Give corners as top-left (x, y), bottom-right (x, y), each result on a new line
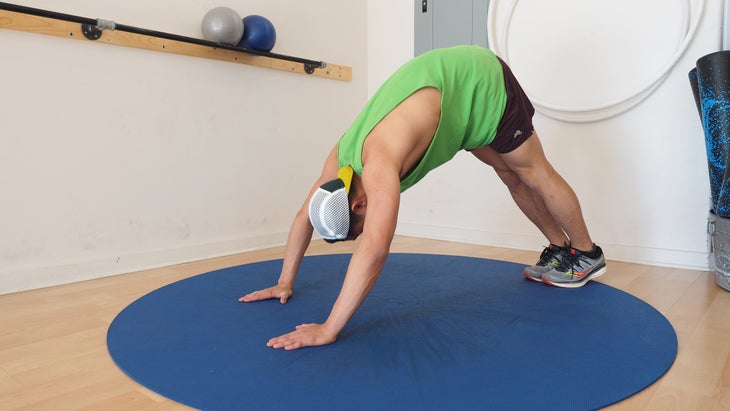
top-left (239, 145), bottom-right (340, 304)
top-left (320, 162), bottom-right (401, 333)
top-left (265, 154), bottom-right (402, 350)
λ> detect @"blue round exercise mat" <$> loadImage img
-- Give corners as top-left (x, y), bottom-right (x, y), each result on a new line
top-left (107, 253), bottom-right (677, 410)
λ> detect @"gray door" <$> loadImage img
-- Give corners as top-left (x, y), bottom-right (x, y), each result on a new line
top-left (414, 0), bottom-right (491, 56)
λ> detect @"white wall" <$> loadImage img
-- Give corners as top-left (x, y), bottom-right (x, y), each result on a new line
top-left (370, 0), bottom-right (721, 270)
top-left (0, 0), bottom-right (367, 294)
top-left (366, 1), bottom-right (415, 97)
top-left (1, 0), bottom-right (721, 295)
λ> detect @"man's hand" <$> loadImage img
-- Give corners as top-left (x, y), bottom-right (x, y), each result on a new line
top-left (239, 283), bottom-right (292, 304)
top-left (266, 323), bottom-right (337, 350)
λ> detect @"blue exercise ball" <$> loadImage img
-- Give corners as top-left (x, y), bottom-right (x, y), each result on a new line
top-left (201, 7), bottom-right (244, 45)
top-left (237, 15), bottom-right (276, 52)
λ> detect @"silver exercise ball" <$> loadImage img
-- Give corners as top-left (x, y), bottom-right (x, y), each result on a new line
top-left (201, 7), bottom-right (244, 45)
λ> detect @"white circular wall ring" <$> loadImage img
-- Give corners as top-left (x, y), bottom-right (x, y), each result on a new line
top-left (487, 0), bottom-right (706, 122)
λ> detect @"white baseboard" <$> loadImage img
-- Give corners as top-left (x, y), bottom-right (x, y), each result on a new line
top-left (396, 222), bottom-right (712, 271)
top-left (2, 224), bottom-right (712, 296)
top-left (0, 232), bottom-right (289, 296)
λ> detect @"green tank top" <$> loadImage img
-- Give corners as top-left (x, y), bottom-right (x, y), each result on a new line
top-left (337, 45), bottom-right (507, 192)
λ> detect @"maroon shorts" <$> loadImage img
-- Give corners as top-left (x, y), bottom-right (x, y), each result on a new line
top-left (489, 56), bottom-right (535, 154)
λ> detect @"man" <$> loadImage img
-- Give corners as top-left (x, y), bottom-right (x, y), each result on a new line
top-left (239, 45), bottom-right (606, 350)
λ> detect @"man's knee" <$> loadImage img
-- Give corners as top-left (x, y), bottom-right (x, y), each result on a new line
top-left (495, 168), bottom-right (524, 192)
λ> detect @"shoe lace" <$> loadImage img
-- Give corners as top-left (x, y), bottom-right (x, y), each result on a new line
top-left (537, 246), bottom-right (558, 266)
top-left (557, 249), bottom-right (588, 274)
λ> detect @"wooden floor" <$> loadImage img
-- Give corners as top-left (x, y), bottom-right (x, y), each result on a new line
top-left (1, 236), bottom-right (729, 410)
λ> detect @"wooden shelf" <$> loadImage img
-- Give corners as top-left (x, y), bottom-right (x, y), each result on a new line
top-left (0, 4), bottom-right (352, 82)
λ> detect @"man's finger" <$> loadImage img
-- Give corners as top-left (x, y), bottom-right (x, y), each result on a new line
top-left (240, 290), bottom-right (263, 302)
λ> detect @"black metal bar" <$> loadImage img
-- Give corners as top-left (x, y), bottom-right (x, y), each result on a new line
top-left (0, 1), bottom-right (326, 70)
top-left (0, 1), bottom-right (96, 24)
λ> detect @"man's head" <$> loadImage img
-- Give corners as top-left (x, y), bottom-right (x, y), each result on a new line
top-left (308, 166), bottom-right (365, 242)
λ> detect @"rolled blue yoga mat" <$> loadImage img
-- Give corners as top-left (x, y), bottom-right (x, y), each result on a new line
top-left (691, 51), bottom-right (730, 217)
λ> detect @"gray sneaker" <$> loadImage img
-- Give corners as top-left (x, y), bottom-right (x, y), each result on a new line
top-left (542, 245), bottom-right (607, 288)
top-left (523, 244), bottom-right (569, 282)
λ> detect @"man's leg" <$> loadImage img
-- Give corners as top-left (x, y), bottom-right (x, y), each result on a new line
top-left (500, 132), bottom-right (606, 287)
top-left (471, 145), bottom-right (569, 247)
top-left (499, 132), bottom-right (593, 251)
top-left (472, 144), bottom-right (571, 282)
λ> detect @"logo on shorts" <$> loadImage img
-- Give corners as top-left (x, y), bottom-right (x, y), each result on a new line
top-left (513, 130), bottom-right (523, 139)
